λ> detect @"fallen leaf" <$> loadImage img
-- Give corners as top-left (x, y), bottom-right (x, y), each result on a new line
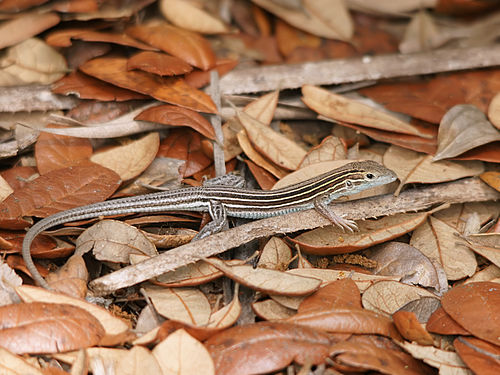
top-left (205, 322), bottom-right (331, 375)
top-left (155, 259), bottom-right (224, 287)
top-left (441, 282), bottom-right (500, 346)
top-left (159, 0), bottom-right (229, 34)
top-left (0, 163), bottom-right (121, 229)
top-left (205, 258), bottom-right (321, 296)
top-left (433, 104), bottom-right (500, 161)
top-left (384, 145), bottom-right (484, 195)
top-left (0, 347), bottom-right (44, 374)
top-left (127, 51), bottom-right (193, 76)
top-left (252, 299), bottom-right (296, 321)
top-left (488, 92), bottom-right (500, 130)
top-left (153, 329), bottom-right (215, 375)
top-left (257, 236), bottom-right (292, 271)
top-left (302, 85), bottom-right (427, 137)
top-left (480, 171), bottom-right (500, 192)
top-left (298, 136), bottom-right (347, 168)
top-left (392, 310), bottom-right (434, 346)
top-left (0, 302), bottom-right (104, 354)
top-left (184, 58), bottom-right (238, 88)
top-left (116, 346), bottom-right (163, 375)
top-left (90, 132), bottom-right (160, 181)
top-left (0, 11), bottom-right (60, 49)
top-left (45, 254), bottom-right (88, 299)
top-left (80, 56), bottom-right (217, 113)
top-left (126, 23), bottom-right (216, 70)
top-left (454, 337), bottom-right (500, 375)
top-left (135, 104), bottom-right (215, 140)
top-left (426, 307), bottom-right (471, 336)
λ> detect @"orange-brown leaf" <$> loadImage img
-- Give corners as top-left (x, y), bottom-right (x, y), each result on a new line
top-left (52, 71), bottom-right (148, 101)
top-left (184, 58), bottom-right (239, 89)
top-left (0, 163), bottom-right (121, 229)
top-left (127, 51), bottom-right (193, 76)
top-left (35, 125), bottom-right (93, 174)
top-left (135, 104), bottom-right (215, 140)
top-left (80, 56), bottom-right (217, 113)
top-left (442, 282), bottom-right (500, 346)
top-left (0, 302), bottom-right (104, 354)
top-left (454, 337), bottom-right (500, 375)
top-left (426, 306), bottom-right (470, 335)
top-left (205, 322), bottom-right (331, 375)
top-left (392, 310), bottom-right (434, 346)
top-left (126, 23), bottom-right (216, 70)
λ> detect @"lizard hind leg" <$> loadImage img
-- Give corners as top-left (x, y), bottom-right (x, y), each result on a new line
top-left (193, 200), bottom-right (228, 240)
top-left (313, 195), bottom-right (358, 232)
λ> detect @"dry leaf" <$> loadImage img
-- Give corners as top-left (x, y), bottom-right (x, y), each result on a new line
top-left (410, 216), bottom-right (477, 280)
top-left (392, 310), bottom-right (434, 346)
top-left (0, 302), bottom-right (104, 354)
top-left (144, 286), bottom-right (211, 326)
top-left (75, 220), bottom-right (158, 263)
top-left (252, 299), bottom-right (296, 321)
top-left (115, 346), bottom-right (163, 375)
top-left (80, 57), bottom-right (217, 113)
top-left (155, 259), bottom-right (224, 287)
top-left (257, 237), bottom-right (292, 271)
top-left (252, 0), bottom-right (353, 40)
top-left (302, 85), bottom-right (426, 137)
top-left (205, 258), bottom-right (321, 296)
top-left (0, 347), bottom-right (45, 374)
top-left (90, 132), bottom-right (160, 181)
top-left (0, 12), bottom-right (60, 50)
top-left (399, 10), bottom-right (442, 54)
top-left (299, 136), bottom-right (347, 168)
top-left (384, 145), bottom-right (484, 194)
top-left (45, 254), bottom-right (88, 298)
top-left (127, 51), bottom-right (193, 76)
top-left (0, 38), bottom-right (67, 86)
top-left (243, 90), bottom-right (279, 126)
top-left (434, 104), bottom-right (500, 161)
top-left (361, 280), bottom-right (436, 316)
top-left (454, 337), bottom-right (500, 375)
top-left (291, 212), bottom-right (430, 255)
top-left (0, 261), bottom-right (22, 307)
top-left (159, 0), bottom-right (229, 34)
top-left (488, 92), bottom-right (500, 130)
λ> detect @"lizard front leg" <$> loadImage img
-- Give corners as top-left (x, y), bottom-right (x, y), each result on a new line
top-left (193, 200), bottom-right (228, 240)
top-left (314, 194), bottom-right (358, 232)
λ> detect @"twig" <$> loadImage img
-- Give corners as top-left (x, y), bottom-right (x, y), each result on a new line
top-left (89, 178), bottom-right (500, 295)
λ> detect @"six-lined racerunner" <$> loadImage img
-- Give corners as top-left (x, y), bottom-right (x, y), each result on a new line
top-left (22, 160), bottom-right (397, 289)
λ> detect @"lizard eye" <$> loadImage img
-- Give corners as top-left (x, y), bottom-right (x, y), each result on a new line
top-left (366, 173), bottom-right (375, 179)
top-left (345, 180), bottom-right (353, 189)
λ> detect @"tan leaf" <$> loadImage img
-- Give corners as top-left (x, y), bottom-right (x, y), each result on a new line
top-left (90, 132), bottom-right (159, 181)
top-left (252, 299), bottom-right (296, 321)
top-left (54, 347), bottom-right (129, 369)
top-left (144, 286), bottom-right (211, 326)
top-left (0, 261), bottom-right (22, 307)
top-left (0, 12), bottom-right (60, 50)
top-left (115, 346), bottom-right (162, 375)
top-left (153, 329), bottom-right (214, 375)
top-left (243, 90), bottom-right (279, 126)
top-left (257, 237), bottom-right (293, 271)
top-left (410, 216), bottom-right (477, 280)
top-left (400, 341), bottom-right (469, 374)
top-left (0, 302), bottom-right (104, 354)
top-left (159, 0), bottom-right (229, 34)
top-left (434, 104), bottom-right (500, 161)
top-left (236, 130), bottom-right (287, 178)
top-left (287, 268), bottom-right (401, 292)
top-left (0, 38), bottom-right (67, 86)
top-left (467, 264), bottom-right (500, 284)
top-left (237, 109), bottom-right (306, 170)
top-left (399, 10), bottom-right (442, 54)
top-left (302, 85), bottom-right (426, 137)
top-left (76, 220), bottom-right (158, 263)
top-left (45, 254), bottom-right (88, 299)
top-left (252, 0), bottom-right (353, 40)
top-left (0, 347), bottom-right (44, 374)
top-left (16, 285), bottom-right (131, 346)
top-left (488, 92), bottom-right (500, 130)
top-left (207, 284), bottom-right (241, 329)
top-left (361, 280), bottom-right (436, 316)
top-left (384, 145), bottom-right (484, 195)
top-left (464, 233), bottom-right (500, 268)
top-left (127, 51), bottom-right (193, 76)
top-left (299, 136), bottom-right (347, 168)
top-left (480, 171), bottom-right (500, 192)
top-left (126, 23), bottom-right (216, 70)
top-left (80, 57), bottom-right (217, 113)
top-left (291, 212), bottom-right (430, 255)
top-left (0, 175), bottom-right (13, 202)
top-left (205, 258), bottom-right (321, 296)
top-left (155, 259), bottom-right (224, 287)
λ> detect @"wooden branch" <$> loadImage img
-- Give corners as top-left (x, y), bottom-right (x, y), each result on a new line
top-left (219, 45), bottom-right (500, 94)
top-left (89, 178), bottom-right (500, 295)
top-left (0, 85), bottom-right (78, 112)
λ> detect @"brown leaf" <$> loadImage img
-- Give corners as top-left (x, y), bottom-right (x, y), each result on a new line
top-left (454, 337), bottom-right (500, 375)
top-left (441, 282), bottom-right (500, 346)
top-left (135, 104), bottom-right (215, 140)
top-left (67, 30), bottom-right (157, 50)
top-left (127, 51), bottom-right (193, 76)
top-left (426, 306), bottom-right (471, 335)
top-left (80, 56), bottom-right (217, 113)
top-left (45, 254), bottom-right (88, 299)
top-left (297, 279), bottom-right (362, 314)
top-left (52, 71), bottom-right (149, 101)
top-left (488, 92), bottom-right (500, 130)
top-left (205, 322), bottom-right (332, 375)
top-left (359, 69), bottom-right (500, 124)
top-left (0, 302), bottom-right (104, 354)
top-left (291, 212), bottom-right (429, 255)
top-left (433, 104), bottom-right (500, 161)
top-left (275, 18), bottom-right (321, 58)
top-left (0, 166), bottom-right (37, 191)
top-left (0, 11), bottom-right (60, 50)
top-left (0, 163), bottom-right (121, 229)
top-left (184, 58), bottom-right (238, 89)
top-left (392, 310), bottom-right (434, 346)
top-left (35, 124), bottom-right (93, 175)
top-left (126, 23), bottom-right (216, 70)
top-left (244, 159), bottom-right (277, 190)
top-left (481, 171), bottom-right (500, 192)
